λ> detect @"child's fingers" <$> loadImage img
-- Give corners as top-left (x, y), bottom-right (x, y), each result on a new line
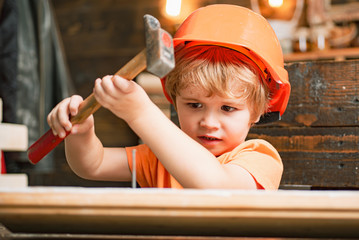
top-left (47, 95), bottom-right (91, 138)
top-left (46, 98), bottom-right (71, 138)
top-left (101, 75), bottom-right (117, 97)
top-left (68, 95), bottom-right (83, 116)
top-left (47, 108), bottom-right (66, 138)
top-left (47, 109), bottom-right (58, 136)
top-left (94, 77), bottom-right (115, 107)
top-left (93, 78), bottom-right (106, 103)
top-left (112, 75), bottom-right (134, 93)
top-left (51, 101), bottom-right (71, 138)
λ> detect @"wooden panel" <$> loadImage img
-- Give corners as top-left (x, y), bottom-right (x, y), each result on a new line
top-left (1, 188), bottom-right (359, 238)
top-left (249, 127), bottom-right (359, 153)
top-left (248, 127), bottom-right (359, 188)
top-left (284, 47), bottom-right (359, 62)
top-left (277, 60), bottom-right (359, 127)
top-left (0, 123), bottom-right (28, 151)
top-left (0, 174), bottom-right (28, 188)
top-left (249, 59), bottom-right (359, 188)
top-left (0, 98), bottom-right (28, 151)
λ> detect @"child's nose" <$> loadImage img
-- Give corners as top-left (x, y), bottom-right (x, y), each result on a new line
top-left (199, 111), bottom-right (220, 129)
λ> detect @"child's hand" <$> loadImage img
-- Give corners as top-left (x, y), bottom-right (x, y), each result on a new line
top-left (94, 75), bottom-right (153, 123)
top-left (47, 95), bottom-right (94, 138)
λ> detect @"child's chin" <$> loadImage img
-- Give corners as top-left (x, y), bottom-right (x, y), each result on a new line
top-left (208, 149), bottom-right (225, 157)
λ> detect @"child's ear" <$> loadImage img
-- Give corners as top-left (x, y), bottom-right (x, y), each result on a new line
top-left (252, 115), bottom-right (261, 125)
top-left (256, 115), bottom-right (261, 123)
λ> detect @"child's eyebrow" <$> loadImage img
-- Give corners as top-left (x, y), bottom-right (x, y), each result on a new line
top-left (179, 96), bottom-right (199, 101)
top-left (222, 99), bottom-right (247, 107)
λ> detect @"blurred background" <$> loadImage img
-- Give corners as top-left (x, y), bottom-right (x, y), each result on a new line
top-left (1, 0), bottom-right (359, 188)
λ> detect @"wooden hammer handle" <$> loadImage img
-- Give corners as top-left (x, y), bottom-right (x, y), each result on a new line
top-left (28, 49), bottom-right (147, 164)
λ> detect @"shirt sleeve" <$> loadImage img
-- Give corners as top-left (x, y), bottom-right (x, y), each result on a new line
top-left (218, 139), bottom-right (283, 190)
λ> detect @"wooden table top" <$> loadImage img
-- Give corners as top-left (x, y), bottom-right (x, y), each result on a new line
top-left (0, 187), bottom-right (359, 238)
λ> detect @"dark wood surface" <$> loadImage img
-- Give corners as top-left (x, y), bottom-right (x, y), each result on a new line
top-left (248, 59), bottom-right (359, 189)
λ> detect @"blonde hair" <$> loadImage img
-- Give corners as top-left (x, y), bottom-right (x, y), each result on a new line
top-left (165, 45), bottom-right (270, 122)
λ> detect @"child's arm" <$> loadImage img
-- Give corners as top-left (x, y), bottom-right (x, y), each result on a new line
top-left (94, 75), bottom-right (257, 189)
top-left (47, 95), bottom-right (132, 182)
top-left (128, 100), bottom-right (257, 189)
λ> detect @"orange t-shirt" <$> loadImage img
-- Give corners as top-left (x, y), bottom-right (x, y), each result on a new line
top-left (126, 139), bottom-right (283, 190)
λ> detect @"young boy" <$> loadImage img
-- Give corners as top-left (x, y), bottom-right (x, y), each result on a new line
top-left (47, 4), bottom-right (290, 190)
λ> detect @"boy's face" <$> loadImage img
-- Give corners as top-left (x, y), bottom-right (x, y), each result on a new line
top-left (176, 85), bottom-right (253, 157)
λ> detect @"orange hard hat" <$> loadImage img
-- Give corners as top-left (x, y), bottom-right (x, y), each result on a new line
top-left (161, 4), bottom-right (290, 121)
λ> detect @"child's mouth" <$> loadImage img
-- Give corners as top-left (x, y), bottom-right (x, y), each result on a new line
top-left (201, 136), bottom-right (218, 140)
top-left (198, 136), bottom-right (221, 145)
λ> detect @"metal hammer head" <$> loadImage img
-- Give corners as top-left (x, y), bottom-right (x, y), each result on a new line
top-left (144, 15), bottom-right (175, 78)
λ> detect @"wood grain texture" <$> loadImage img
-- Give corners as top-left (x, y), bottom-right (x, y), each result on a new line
top-left (249, 60), bottom-right (359, 188)
top-left (1, 188), bottom-right (359, 238)
top-left (279, 60), bottom-right (359, 127)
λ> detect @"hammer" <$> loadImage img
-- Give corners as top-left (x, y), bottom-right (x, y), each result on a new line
top-left (27, 15), bottom-right (175, 164)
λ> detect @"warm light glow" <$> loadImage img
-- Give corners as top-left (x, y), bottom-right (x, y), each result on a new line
top-left (166, 0), bottom-right (182, 17)
top-left (268, 0), bottom-right (283, 7)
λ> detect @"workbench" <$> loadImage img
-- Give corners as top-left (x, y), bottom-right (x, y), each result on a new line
top-left (0, 187), bottom-right (358, 239)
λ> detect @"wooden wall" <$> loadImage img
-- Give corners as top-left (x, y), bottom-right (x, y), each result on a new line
top-left (248, 60), bottom-right (359, 189)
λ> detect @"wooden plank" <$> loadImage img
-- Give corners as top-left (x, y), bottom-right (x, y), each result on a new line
top-left (0, 188), bottom-right (359, 238)
top-left (329, 2), bottom-right (359, 22)
top-left (0, 174), bottom-right (28, 188)
top-left (0, 98), bottom-right (28, 151)
top-left (280, 153), bottom-right (359, 188)
top-left (277, 60), bottom-right (359, 127)
top-left (248, 60), bottom-right (359, 188)
top-left (0, 123), bottom-right (28, 151)
top-left (0, 226), bottom-right (287, 240)
top-left (249, 127), bottom-right (359, 153)
top-left (284, 47), bottom-right (359, 62)
top-left (249, 127), bottom-right (359, 188)
top-left (0, 223), bottom-right (303, 240)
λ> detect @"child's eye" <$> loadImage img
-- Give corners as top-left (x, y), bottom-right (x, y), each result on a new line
top-left (221, 105), bottom-right (236, 112)
top-left (187, 103), bottom-right (202, 109)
